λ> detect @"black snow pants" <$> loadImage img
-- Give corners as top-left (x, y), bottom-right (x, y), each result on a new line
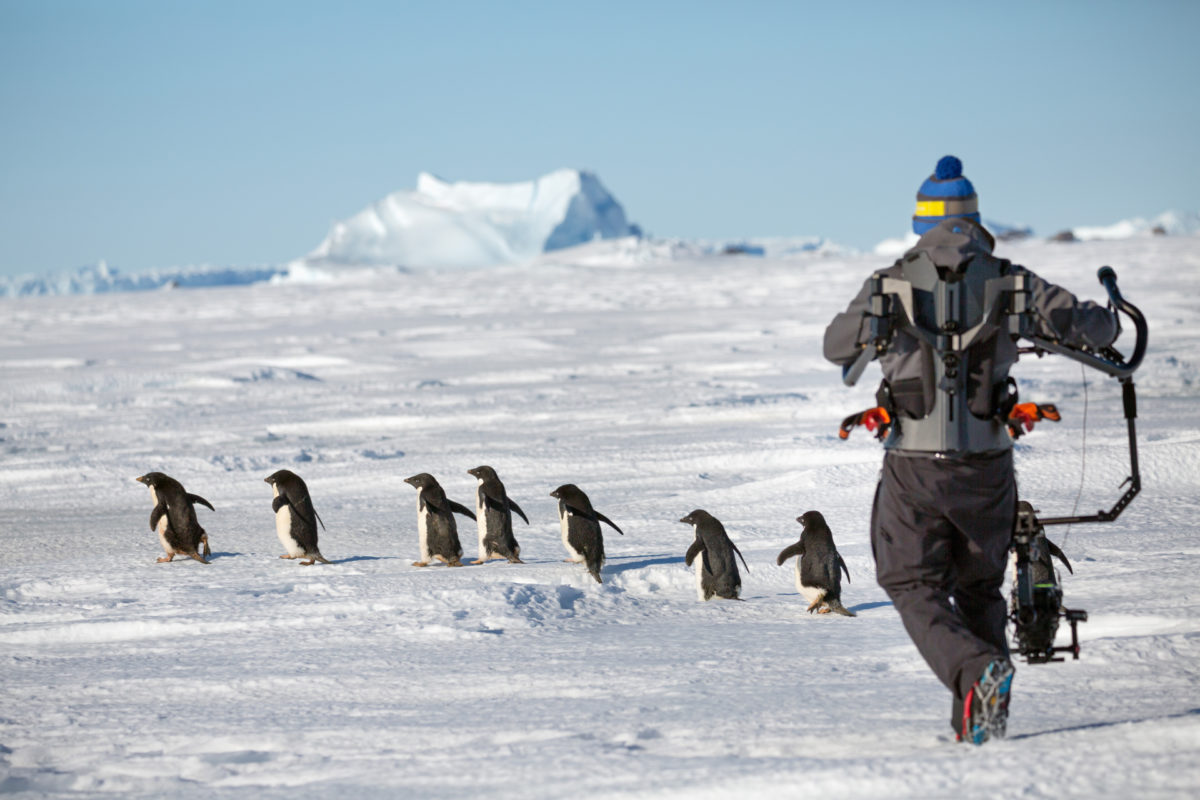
top-left (870, 448), bottom-right (1015, 731)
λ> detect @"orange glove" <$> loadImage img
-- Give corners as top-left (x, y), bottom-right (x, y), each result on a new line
top-left (1007, 403), bottom-right (1061, 439)
top-left (839, 407), bottom-right (892, 440)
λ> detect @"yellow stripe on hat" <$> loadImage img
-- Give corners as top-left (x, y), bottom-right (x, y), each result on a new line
top-left (915, 200), bottom-right (946, 217)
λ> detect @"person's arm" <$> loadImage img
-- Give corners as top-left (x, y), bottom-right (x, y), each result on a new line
top-left (823, 277), bottom-right (875, 366)
top-left (1021, 266), bottom-right (1120, 350)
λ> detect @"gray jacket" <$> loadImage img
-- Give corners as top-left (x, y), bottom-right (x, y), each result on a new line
top-left (824, 219), bottom-right (1119, 454)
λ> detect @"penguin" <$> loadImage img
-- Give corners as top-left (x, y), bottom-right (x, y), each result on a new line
top-left (134, 472), bottom-right (213, 564)
top-left (404, 473), bottom-right (475, 567)
top-left (1012, 501), bottom-right (1073, 585)
top-left (777, 510), bottom-right (854, 616)
top-left (681, 509), bottom-right (749, 600)
top-left (264, 469), bottom-right (330, 565)
top-left (466, 465), bottom-right (527, 564)
top-left (550, 484), bottom-right (623, 583)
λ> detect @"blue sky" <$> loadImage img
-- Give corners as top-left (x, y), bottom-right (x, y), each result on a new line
top-left (1, 0), bottom-right (1197, 276)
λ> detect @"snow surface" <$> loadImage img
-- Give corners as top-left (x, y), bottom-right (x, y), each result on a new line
top-left (1, 235), bottom-right (1199, 798)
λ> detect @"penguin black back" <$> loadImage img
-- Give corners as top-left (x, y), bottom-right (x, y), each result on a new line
top-left (681, 509), bottom-right (748, 600)
top-left (551, 483), bottom-right (622, 583)
top-left (135, 471), bottom-right (213, 564)
top-left (467, 465), bottom-right (526, 564)
top-left (779, 510), bottom-right (853, 616)
top-left (404, 472), bottom-right (474, 567)
top-left (265, 469), bottom-right (329, 565)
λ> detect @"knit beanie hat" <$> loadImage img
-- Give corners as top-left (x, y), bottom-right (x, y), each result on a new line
top-left (912, 155), bottom-right (980, 235)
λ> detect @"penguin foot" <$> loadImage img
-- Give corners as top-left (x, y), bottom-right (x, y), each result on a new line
top-left (279, 554), bottom-right (297, 559)
top-left (470, 559), bottom-right (486, 565)
top-left (447, 560), bottom-right (464, 567)
top-left (299, 559), bottom-right (315, 566)
top-left (412, 561), bottom-right (430, 567)
top-left (817, 606), bottom-right (832, 614)
top-left (200, 535), bottom-right (211, 557)
top-left (156, 554), bottom-right (175, 563)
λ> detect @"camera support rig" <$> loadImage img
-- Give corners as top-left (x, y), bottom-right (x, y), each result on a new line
top-left (1009, 266), bottom-right (1147, 663)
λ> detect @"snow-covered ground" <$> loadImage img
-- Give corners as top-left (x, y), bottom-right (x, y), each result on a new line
top-left (1, 235), bottom-right (1198, 798)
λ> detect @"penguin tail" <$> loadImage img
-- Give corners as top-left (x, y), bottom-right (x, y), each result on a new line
top-left (588, 565), bottom-right (603, 583)
top-left (827, 599), bottom-right (856, 617)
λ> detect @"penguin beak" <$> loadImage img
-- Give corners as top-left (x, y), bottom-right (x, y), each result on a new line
top-left (135, 475), bottom-right (147, 485)
top-left (264, 477), bottom-right (274, 484)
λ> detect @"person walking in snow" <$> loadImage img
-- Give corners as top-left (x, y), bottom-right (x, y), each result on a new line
top-left (822, 156), bottom-right (1120, 744)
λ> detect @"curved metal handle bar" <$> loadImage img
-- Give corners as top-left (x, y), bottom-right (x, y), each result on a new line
top-left (1025, 266), bottom-right (1147, 379)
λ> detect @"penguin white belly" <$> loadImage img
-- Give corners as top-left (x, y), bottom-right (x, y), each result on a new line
top-left (274, 506), bottom-right (305, 557)
top-left (475, 487), bottom-right (489, 559)
top-left (797, 563), bottom-right (827, 606)
top-left (271, 484), bottom-right (304, 556)
top-left (694, 549), bottom-right (708, 601)
top-left (416, 489), bottom-right (431, 560)
top-left (150, 487), bottom-right (172, 555)
top-left (560, 510), bottom-right (583, 562)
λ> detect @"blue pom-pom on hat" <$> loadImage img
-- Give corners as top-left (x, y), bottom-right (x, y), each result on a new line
top-left (913, 154), bottom-right (979, 235)
top-left (935, 155), bottom-right (962, 180)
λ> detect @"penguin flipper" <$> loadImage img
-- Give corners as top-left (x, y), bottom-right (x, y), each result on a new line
top-left (1046, 539), bottom-right (1073, 574)
top-left (685, 539), bottom-right (704, 567)
top-left (506, 498), bottom-right (530, 525)
top-left (776, 541), bottom-right (803, 566)
top-left (272, 496), bottom-right (288, 513)
top-left (729, 541), bottom-right (750, 573)
top-left (838, 554), bottom-right (851, 583)
top-left (595, 511), bottom-right (624, 535)
top-left (149, 503), bottom-right (167, 532)
top-left (187, 493), bottom-right (215, 512)
top-left (445, 500), bottom-right (477, 521)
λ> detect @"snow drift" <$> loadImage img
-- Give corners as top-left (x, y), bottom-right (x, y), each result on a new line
top-left (299, 169), bottom-right (640, 270)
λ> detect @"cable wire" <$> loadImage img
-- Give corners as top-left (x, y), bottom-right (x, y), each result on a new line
top-left (1062, 362), bottom-right (1089, 550)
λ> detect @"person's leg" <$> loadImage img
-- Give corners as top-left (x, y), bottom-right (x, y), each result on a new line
top-left (871, 454), bottom-right (1006, 697)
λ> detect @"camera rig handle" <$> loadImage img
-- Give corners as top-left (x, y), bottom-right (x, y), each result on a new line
top-left (1023, 266), bottom-right (1147, 379)
top-left (1029, 267), bottom-right (1147, 526)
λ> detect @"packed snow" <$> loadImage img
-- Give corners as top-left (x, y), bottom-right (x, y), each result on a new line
top-left (1, 230), bottom-right (1199, 798)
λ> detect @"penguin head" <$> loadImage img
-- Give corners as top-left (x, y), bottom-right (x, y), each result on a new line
top-left (264, 469), bottom-right (298, 487)
top-left (796, 510), bottom-right (828, 530)
top-left (404, 473), bottom-right (437, 490)
top-left (549, 483), bottom-right (575, 500)
top-left (679, 509), bottom-right (713, 526)
top-left (467, 465), bottom-right (498, 481)
top-left (135, 471), bottom-right (170, 488)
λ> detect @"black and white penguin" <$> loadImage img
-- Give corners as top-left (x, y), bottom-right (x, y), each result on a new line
top-left (1011, 501), bottom-right (1073, 586)
top-left (264, 469), bottom-right (330, 566)
top-left (466, 465), bottom-right (527, 564)
top-left (777, 510), bottom-right (854, 616)
top-left (681, 509), bottom-right (748, 600)
top-left (404, 473), bottom-right (475, 567)
top-left (134, 472), bottom-right (213, 564)
top-left (550, 483), bottom-right (623, 583)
